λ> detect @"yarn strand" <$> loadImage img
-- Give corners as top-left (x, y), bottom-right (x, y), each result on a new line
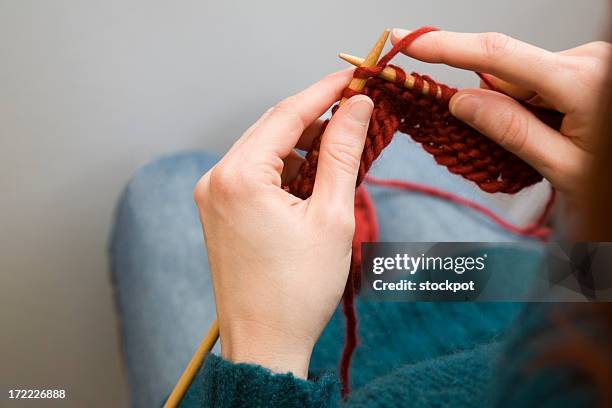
top-left (285, 26), bottom-right (561, 397)
top-left (365, 176), bottom-right (555, 240)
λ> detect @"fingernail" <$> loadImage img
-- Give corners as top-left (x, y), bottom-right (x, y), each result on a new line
top-left (392, 28), bottom-right (411, 39)
top-left (347, 96), bottom-right (373, 124)
top-left (449, 94), bottom-right (482, 123)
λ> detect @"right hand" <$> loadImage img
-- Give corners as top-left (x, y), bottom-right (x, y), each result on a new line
top-left (193, 70), bottom-right (373, 378)
top-left (392, 28), bottom-right (611, 203)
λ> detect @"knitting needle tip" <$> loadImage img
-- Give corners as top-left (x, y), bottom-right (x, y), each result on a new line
top-left (338, 53), bottom-right (364, 67)
top-left (340, 29), bottom-right (390, 105)
top-left (338, 52), bottom-right (442, 99)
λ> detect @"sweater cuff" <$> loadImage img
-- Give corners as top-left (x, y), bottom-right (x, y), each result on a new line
top-left (199, 354), bottom-right (339, 408)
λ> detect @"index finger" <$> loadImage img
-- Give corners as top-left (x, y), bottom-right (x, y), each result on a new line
top-left (391, 29), bottom-right (566, 102)
top-left (244, 68), bottom-right (354, 157)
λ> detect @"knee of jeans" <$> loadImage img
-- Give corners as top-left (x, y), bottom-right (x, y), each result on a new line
top-left (127, 151), bottom-right (218, 203)
top-left (109, 151), bottom-right (219, 249)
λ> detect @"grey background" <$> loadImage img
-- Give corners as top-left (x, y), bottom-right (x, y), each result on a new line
top-left (0, 1), bottom-right (609, 406)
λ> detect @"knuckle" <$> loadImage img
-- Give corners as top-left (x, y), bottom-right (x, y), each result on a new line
top-left (325, 140), bottom-right (361, 175)
top-left (322, 208), bottom-right (355, 236)
top-left (193, 173), bottom-right (210, 205)
top-left (273, 95), bottom-right (298, 112)
top-left (560, 56), bottom-right (608, 94)
top-left (429, 31), bottom-right (443, 53)
top-left (271, 96), bottom-right (305, 129)
top-left (480, 32), bottom-right (514, 60)
top-left (433, 31), bottom-right (451, 61)
top-left (208, 163), bottom-right (246, 197)
top-left (588, 41), bottom-right (612, 58)
top-left (495, 109), bottom-right (529, 152)
top-left (584, 60), bottom-right (606, 82)
top-left (336, 214), bottom-right (356, 236)
top-left (322, 70), bottom-right (341, 82)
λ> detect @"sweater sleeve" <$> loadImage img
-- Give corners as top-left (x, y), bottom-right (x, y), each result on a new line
top-left (184, 354), bottom-right (340, 408)
top-left (494, 303), bottom-right (601, 408)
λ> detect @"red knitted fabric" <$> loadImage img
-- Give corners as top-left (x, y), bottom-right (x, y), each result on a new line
top-left (283, 26), bottom-right (561, 397)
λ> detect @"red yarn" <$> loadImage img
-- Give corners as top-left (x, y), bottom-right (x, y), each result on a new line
top-left (338, 187), bottom-right (378, 396)
top-left (284, 26), bottom-right (561, 397)
top-left (365, 176), bottom-right (556, 240)
top-left (339, 180), bottom-right (554, 396)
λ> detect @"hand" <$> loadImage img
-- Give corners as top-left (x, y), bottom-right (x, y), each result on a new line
top-left (392, 28), bottom-right (611, 202)
top-left (194, 70), bottom-right (373, 378)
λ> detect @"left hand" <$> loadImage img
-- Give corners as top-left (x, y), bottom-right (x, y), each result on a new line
top-left (391, 28), bottom-right (611, 202)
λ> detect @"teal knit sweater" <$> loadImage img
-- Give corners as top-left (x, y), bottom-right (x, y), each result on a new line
top-left (178, 251), bottom-right (599, 407)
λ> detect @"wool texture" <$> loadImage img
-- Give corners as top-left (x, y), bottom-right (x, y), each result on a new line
top-left (197, 355), bottom-right (339, 407)
top-left (188, 300), bottom-right (527, 407)
top-left (283, 26), bottom-right (563, 396)
top-left (186, 302), bottom-right (598, 407)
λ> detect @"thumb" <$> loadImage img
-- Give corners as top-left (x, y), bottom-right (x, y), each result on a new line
top-left (310, 95), bottom-right (373, 211)
top-left (449, 88), bottom-right (569, 183)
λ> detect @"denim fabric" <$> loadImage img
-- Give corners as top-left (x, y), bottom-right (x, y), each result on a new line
top-left (109, 136), bottom-right (533, 407)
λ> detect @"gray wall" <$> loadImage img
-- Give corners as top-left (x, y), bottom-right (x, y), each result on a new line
top-left (0, 1), bottom-right (608, 406)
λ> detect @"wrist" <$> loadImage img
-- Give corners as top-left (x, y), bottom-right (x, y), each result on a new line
top-left (220, 320), bottom-right (315, 379)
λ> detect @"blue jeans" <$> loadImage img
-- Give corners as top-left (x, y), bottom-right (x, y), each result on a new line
top-left (109, 136), bottom-right (528, 408)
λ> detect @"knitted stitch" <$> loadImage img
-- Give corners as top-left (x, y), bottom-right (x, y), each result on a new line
top-left (284, 27), bottom-right (563, 396)
top-left (288, 26), bottom-right (560, 198)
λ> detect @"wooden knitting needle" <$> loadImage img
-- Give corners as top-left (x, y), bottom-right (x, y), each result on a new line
top-left (163, 320), bottom-right (219, 407)
top-left (340, 29), bottom-right (390, 104)
top-left (164, 29), bottom-right (391, 408)
top-left (339, 52), bottom-right (443, 99)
